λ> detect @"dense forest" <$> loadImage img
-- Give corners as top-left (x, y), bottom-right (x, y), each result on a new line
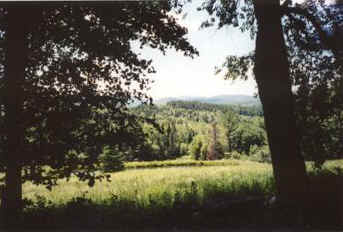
top-left (100, 101), bottom-right (269, 171)
top-left (102, 98), bottom-right (343, 172)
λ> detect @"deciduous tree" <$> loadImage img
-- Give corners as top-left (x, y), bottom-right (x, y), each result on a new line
top-left (0, 2), bottom-right (197, 226)
top-left (198, 0), bottom-right (343, 211)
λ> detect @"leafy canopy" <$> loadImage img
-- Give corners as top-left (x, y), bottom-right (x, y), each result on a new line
top-left (197, 0), bottom-right (343, 165)
top-left (0, 2), bottom-right (198, 187)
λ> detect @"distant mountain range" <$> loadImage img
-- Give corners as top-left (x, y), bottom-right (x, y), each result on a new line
top-left (154, 94), bottom-right (260, 106)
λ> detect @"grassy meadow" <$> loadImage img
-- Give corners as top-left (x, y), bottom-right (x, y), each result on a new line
top-left (23, 160), bottom-right (274, 206)
top-left (2, 159), bottom-right (343, 228)
top-left (123, 158), bottom-right (241, 169)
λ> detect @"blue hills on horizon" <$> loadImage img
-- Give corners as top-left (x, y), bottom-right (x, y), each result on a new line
top-left (154, 94), bottom-right (260, 106)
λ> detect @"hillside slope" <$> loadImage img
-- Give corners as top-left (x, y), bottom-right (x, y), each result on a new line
top-left (155, 94), bottom-right (260, 106)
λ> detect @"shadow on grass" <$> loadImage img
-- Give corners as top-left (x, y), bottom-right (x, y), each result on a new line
top-left (305, 169), bottom-right (343, 228)
top-left (1, 170), bottom-right (343, 230)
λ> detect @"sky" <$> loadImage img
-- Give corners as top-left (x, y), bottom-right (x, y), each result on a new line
top-left (134, 1), bottom-right (256, 100)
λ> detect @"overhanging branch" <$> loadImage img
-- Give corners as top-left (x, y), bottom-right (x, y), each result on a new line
top-left (281, 6), bottom-right (333, 51)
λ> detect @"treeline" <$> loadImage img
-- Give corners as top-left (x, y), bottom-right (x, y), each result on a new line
top-left (166, 101), bottom-right (263, 117)
top-left (101, 99), bottom-right (343, 172)
top-left (101, 101), bottom-right (269, 171)
top-left (91, 97), bottom-right (343, 172)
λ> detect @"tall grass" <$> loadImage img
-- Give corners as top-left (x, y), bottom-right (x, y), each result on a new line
top-left (124, 159), bottom-right (240, 169)
top-left (15, 160), bottom-right (275, 228)
top-left (23, 160), bottom-right (274, 206)
top-left (3, 159), bottom-right (343, 228)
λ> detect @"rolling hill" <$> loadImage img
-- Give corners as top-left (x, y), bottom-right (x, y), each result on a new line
top-left (155, 94), bottom-right (260, 106)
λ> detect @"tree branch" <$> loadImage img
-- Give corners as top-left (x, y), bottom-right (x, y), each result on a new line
top-left (281, 0), bottom-right (292, 8)
top-left (281, 6), bottom-right (332, 51)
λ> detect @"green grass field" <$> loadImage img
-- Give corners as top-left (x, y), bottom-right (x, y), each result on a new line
top-left (23, 160), bottom-right (274, 206)
top-left (124, 158), bottom-right (241, 169)
top-left (22, 159), bottom-right (343, 206)
top-left (3, 159), bottom-right (343, 228)
top-left (17, 160), bottom-right (276, 228)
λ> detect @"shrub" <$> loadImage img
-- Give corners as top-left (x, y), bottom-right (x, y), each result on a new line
top-left (249, 145), bottom-right (271, 163)
top-left (100, 147), bottom-right (125, 172)
top-left (200, 143), bottom-right (208, 160)
top-left (180, 143), bottom-right (189, 156)
top-left (225, 151), bottom-right (243, 160)
top-left (189, 135), bottom-right (203, 160)
top-left (124, 159), bottom-right (240, 169)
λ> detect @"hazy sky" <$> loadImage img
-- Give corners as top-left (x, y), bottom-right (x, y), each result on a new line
top-left (134, 1), bottom-right (256, 100)
top-left (131, 0), bottom-right (338, 100)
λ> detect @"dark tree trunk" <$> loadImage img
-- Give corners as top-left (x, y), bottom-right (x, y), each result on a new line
top-left (253, 0), bottom-right (309, 208)
top-left (2, 7), bottom-right (29, 227)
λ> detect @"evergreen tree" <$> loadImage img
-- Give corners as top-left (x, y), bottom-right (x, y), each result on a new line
top-left (207, 122), bottom-right (224, 160)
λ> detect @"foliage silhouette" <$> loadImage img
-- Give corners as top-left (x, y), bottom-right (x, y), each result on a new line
top-left (0, 2), bottom-right (198, 226)
top-left (197, 0), bottom-right (343, 215)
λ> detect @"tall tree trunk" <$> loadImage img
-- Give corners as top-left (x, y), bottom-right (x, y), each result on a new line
top-left (2, 7), bottom-right (29, 227)
top-left (253, 0), bottom-right (309, 208)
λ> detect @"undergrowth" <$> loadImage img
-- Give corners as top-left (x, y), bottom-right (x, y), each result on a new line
top-left (124, 159), bottom-right (240, 169)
